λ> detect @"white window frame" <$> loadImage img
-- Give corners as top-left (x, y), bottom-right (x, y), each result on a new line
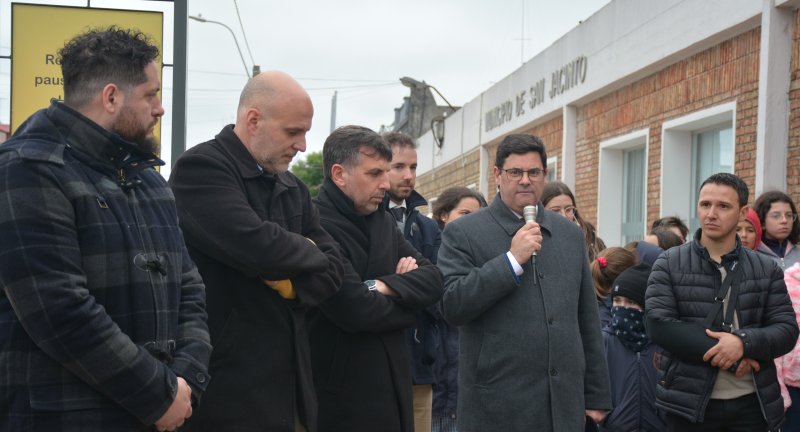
top-left (547, 155), bottom-right (559, 183)
top-left (597, 129), bottom-right (649, 247)
top-left (660, 102), bottom-right (736, 224)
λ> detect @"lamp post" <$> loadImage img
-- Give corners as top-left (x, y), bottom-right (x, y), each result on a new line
top-left (189, 14), bottom-right (251, 78)
top-left (399, 76), bottom-right (456, 147)
top-left (399, 76), bottom-right (457, 112)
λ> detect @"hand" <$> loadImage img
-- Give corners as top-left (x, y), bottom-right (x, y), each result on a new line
top-left (734, 357), bottom-right (761, 378)
top-left (703, 329), bottom-right (744, 370)
top-left (372, 279), bottom-right (397, 297)
top-left (154, 377), bottom-right (192, 431)
top-left (395, 256), bottom-right (418, 274)
top-left (262, 278), bottom-right (296, 299)
top-left (510, 221), bottom-right (542, 265)
top-left (585, 409), bottom-right (607, 423)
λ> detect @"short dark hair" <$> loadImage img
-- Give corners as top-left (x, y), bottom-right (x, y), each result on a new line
top-left (699, 173), bottom-right (748, 207)
top-left (651, 216), bottom-right (689, 240)
top-left (382, 131), bottom-right (417, 150)
top-left (323, 125), bottom-right (392, 178)
top-left (651, 227), bottom-right (684, 250)
top-left (754, 190), bottom-right (800, 244)
top-left (59, 26), bottom-right (160, 109)
top-left (495, 134), bottom-right (547, 169)
top-left (432, 187), bottom-right (488, 229)
top-left (540, 181), bottom-right (575, 208)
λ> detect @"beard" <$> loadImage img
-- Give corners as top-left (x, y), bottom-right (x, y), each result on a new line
top-left (388, 182), bottom-right (414, 202)
top-left (112, 106), bottom-right (160, 155)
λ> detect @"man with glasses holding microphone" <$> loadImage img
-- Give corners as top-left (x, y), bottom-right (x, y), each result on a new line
top-left (437, 134), bottom-right (611, 432)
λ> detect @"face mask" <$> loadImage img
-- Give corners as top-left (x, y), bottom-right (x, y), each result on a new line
top-left (611, 306), bottom-right (649, 353)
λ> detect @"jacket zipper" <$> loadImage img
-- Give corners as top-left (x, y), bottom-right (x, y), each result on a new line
top-left (751, 371), bottom-right (770, 429)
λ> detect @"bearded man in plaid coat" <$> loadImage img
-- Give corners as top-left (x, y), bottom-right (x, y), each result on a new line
top-left (0, 28), bottom-right (211, 431)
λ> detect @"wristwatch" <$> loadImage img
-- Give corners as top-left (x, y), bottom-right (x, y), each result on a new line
top-left (365, 280), bottom-right (378, 291)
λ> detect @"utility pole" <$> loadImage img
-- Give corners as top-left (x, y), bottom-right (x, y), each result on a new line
top-left (330, 91), bottom-right (337, 133)
top-left (172, 0), bottom-right (188, 166)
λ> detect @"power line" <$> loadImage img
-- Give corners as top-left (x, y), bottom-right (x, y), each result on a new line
top-left (304, 82), bottom-right (397, 91)
top-left (296, 77), bottom-right (395, 83)
top-left (176, 82), bottom-right (397, 93)
top-left (232, 0), bottom-right (256, 66)
top-left (187, 68), bottom-right (395, 84)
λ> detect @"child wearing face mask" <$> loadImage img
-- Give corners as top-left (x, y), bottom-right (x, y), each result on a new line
top-left (599, 263), bottom-right (666, 432)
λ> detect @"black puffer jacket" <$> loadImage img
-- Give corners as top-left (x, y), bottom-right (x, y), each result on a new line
top-left (645, 230), bottom-right (798, 431)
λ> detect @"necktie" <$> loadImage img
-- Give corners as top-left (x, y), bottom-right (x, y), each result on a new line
top-left (391, 207), bottom-right (406, 224)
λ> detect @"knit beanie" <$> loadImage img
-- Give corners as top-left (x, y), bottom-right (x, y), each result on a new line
top-left (610, 263), bottom-right (652, 308)
top-left (744, 208), bottom-right (763, 250)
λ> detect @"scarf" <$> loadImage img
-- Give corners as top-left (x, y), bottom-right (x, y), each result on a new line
top-left (611, 306), bottom-right (649, 353)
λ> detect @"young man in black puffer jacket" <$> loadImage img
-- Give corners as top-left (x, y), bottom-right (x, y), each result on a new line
top-left (646, 172), bottom-right (799, 432)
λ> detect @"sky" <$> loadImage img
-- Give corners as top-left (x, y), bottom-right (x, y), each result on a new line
top-left (0, 0), bottom-right (610, 177)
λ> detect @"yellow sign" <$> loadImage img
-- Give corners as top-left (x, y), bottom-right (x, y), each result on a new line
top-left (11, 4), bottom-right (163, 137)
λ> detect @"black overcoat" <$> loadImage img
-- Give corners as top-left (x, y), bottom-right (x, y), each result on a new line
top-left (170, 125), bottom-right (343, 431)
top-left (309, 179), bottom-right (444, 432)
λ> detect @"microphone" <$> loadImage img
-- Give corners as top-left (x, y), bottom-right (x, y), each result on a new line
top-left (523, 205), bottom-right (538, 257)
top-left (523, 205), bottom-right (539, 285)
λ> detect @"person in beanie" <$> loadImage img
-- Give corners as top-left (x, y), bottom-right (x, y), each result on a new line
top-left (599, 263), bottom-right (665, 432)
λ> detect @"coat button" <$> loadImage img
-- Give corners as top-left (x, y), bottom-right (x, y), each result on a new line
top-left (548, 317), bottom-right (554, 325)
top-left (196, 373), bottom-right (207, 383)
top-left (550, 368), bottom-right (558, 376)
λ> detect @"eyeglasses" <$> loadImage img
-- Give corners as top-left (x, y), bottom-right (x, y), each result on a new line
top-left (767, 212), bottom-right (798, 222)
top-left (502, 168), bottom-right (545, 181)
top-left (549, 206), bottom-right (576, 217)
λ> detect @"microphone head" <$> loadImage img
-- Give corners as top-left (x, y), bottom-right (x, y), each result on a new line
top-left (523, 205), bottom-right (538, 223)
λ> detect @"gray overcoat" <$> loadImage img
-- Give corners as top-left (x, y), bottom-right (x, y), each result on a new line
top-left (438, 197), bottom-right (612, 432)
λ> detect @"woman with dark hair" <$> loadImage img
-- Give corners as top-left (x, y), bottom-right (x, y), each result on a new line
top-left (541, 181), bottom-right (606, 260)
top-left (754, 191), bottom-right (800, 270)
top-left (432, 187), bottom-right (488, 230)
top-left (754, 192), bottom-right (800, 429)
top-left (431, 186), bottom-right (487, 432)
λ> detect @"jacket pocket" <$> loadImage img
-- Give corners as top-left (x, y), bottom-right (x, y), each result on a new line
top-left (210, 308), bottom-right (244, 368)
top-left (29, 382), bottom-right (114, 412)
top-left (660, 354), bottom-right (677, 389)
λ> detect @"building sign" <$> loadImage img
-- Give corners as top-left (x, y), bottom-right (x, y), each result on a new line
top-left (484, 55), bottom-right (588, 133)
top-left (11, 4), bottom-right (163, 134)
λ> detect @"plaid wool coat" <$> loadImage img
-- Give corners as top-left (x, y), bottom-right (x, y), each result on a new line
top-left (0, 102), bottom-right (211, 431)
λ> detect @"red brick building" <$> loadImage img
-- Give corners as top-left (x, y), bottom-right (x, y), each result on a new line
top-left (414, 0), bottom-right (800, 246)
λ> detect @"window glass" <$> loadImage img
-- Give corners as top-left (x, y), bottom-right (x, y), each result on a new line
top-left (689, 125), bottom-right (734, 231)
top-left (621, 147), bottom-right (645, 244)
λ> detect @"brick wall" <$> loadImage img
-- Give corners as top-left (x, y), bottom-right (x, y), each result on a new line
top-left (415, 148), bottom-right (481, 216)
top-left (789, 9), bottom-right (800, 203)
top-left (575, 27), bottom-right (761, 228)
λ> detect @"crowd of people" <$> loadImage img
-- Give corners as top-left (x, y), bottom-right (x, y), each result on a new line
top-left (1, 27), bottom-right (800, 432)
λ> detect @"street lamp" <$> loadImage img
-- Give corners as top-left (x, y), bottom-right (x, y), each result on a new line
top-left (189, 14), bottom-right (251, 78)
top-left (399, 76), bottom-right (456, 148)
top-left (399, 76), bottom-right (457, 112)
